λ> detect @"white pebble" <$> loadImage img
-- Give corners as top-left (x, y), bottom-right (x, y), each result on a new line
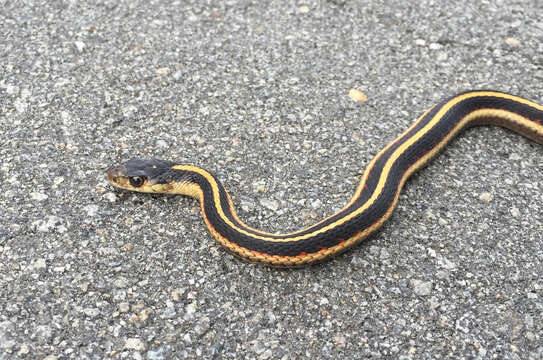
top-left (119, 302), bottom-right (130, 313)
top-left (14, 99), bottom-right (27, 113)
top-left (185, 302), bottom-right (197, 315)
top-left (410, 279), bottom-right (433, 296)
top-left (415, 39), bottom-right (426, 46)
top-left (125, 338), bottom-right (146, 351)
top-left (156, 139), bottom-right (168, 148)
top-left (437, 52), bottom-right (448, 61)
top-left (260, 198), bottom-right (279, 212)
top-left (84, 204), bottom-right (99, 217)
top-left (32, 258), bottom-right (47, 270)
top-left (478, 192), bottom-right (493, 202)
top-left (30, 192), bottom-right (49, 201)
top-left (74, 41), bottom-right (86, 52)
top-left (156, 67), bottom-right (170, 75)
top-left (104, 192), bottom-right (117, 203)
top-left (6, 84), bottom-right (19, 95)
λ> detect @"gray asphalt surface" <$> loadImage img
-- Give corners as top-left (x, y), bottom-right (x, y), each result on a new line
top-left (1, 1), bottom-right (543, 359)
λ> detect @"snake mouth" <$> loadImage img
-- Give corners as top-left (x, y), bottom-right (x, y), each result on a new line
top-left (105, 164), bottom-right (127, 185)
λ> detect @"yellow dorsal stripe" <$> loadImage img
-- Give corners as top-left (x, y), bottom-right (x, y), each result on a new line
top-left (173, 91), bottom-right (542, 243)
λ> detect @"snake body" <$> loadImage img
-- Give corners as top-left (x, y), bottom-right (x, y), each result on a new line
top-left (107, 90), bottom-right (543, 267)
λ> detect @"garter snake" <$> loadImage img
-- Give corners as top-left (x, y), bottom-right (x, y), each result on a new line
top-left (106, 90), bottom-right (543, 267)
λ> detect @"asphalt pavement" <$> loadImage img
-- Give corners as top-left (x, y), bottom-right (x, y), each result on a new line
top-left (1, 1), bottom-right (542, 359)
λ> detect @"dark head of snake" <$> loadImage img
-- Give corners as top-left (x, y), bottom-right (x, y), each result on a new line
top-left (106, 158), bottom-right (204, 198)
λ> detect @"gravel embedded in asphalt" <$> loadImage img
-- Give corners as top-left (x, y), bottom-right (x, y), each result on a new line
top-left (1, 1), bottom-right (542, 359)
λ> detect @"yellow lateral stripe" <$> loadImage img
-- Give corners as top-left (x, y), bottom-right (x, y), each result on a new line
top-left (173, 91), bottom-right (542, 243)
top-left (248, 106), bottom-right (543, 264)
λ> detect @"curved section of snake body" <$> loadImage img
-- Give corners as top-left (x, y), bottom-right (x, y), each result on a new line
top-left (106, 90), bottom-right (543, 267)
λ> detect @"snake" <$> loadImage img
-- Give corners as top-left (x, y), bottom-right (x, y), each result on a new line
top-left (106, 90), bottom-right (543, 267)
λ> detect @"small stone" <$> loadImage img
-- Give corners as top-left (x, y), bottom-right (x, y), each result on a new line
top-left (438, 256), bottom-right (456, 270)
top-left (0, 339), bottom-right (15, 351)
top-left (510, 207), bottom-right (520, 218)
top-left (436, 52), bottom-right (448, 61)
top-left (429, 43), bottom-right (442, 50)
top-left (137, 308), bottom-right (153, 322)
top-left (525, 314), bottom-right (534, 329)
top-left (173, 71), bottom-right (183, 81)
top-left (83, 308), bottom-right (100, 318)
top-left (54, 78), bottom-right (70, 88)
top-left (478, 192), bottom-right (493, 202)
top-left (369, 245), bottom-right (380, 256)
top-left (119, 302), bottom-right (130, 313)
top-left (259, 349), bottom-right (273, 360)
top-left (35, 325), bottom-right (53, 344)
top-left (114, 277), bottom-right (130, 288)
top-left (415, 39), bottom-right (426, 46)
top-left (509, 152), bottom-right (522, 161)
top-left (260, 198), bottom-right (279, 211)
top-left (171, 288), bottom-right (185, 301)
top-left (348, 88), bottom-right (367, 102)
top-left (156, 139), bottom-right (168, 148)
top-left (147, 346), bottom-right (169, 360)
top-left (194, 320), bottom-right (210, 336)
top-left (125, 338), bottom-right (146, 351)
top-left (319, 297), bottom-right (329, 305)
top-left (253, 181), bottom-right (267, 193)
top-left (42, 356), bottom-right (58, 360)
top-left (160, 306), bottom-right (176, 319)
top-left (60, 111), bottom-right (70, 121)
top-left (438, 217), bottom-right (448, 226)
top-left (311, 199), bottom-right (322, 209)
top-left (185, 302), bottom-right (197, 315)
top-left (104, 192), bottom-right (117, 203)
top-left (6, 84), bottom-right (19, 95)
top-left (30, 192), bottom-right (48, 201)
top-left (505, 37), bottom-right (520, 47)
top-left (32, 258), bottom-right (47, 270)
top-left (156, 67), bottom-right (170, 75)
top-left (33, 216), bottom-right (63, 233)
top-left (14, 99), bottom-right (27, 113)
top-left (78, 282), bottom-right (89, 293)
top-left (84, 204), bottom-right (99, 217)
top-left (122, 105), bottom-right (138, 118)
top-left (74, 41), bottom-right (86, 52)
top-left (410, 279), bottom-right (433, 296)
top-left (298, 5), bottom-right (310, 13)
top-left (17, 344), bottom-right (29, 355)
top-left (334, 334), bottom-right (346, 346)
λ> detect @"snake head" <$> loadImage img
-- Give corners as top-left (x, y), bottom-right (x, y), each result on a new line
top-left (106, 158), bottom-right (178, 193)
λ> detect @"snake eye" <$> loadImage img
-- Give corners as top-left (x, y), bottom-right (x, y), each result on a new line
top-left (129, 176), bottom-right (145, 187)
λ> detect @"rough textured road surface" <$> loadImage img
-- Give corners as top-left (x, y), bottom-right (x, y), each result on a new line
top-left (1, 1), bottom-right (542, 359)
